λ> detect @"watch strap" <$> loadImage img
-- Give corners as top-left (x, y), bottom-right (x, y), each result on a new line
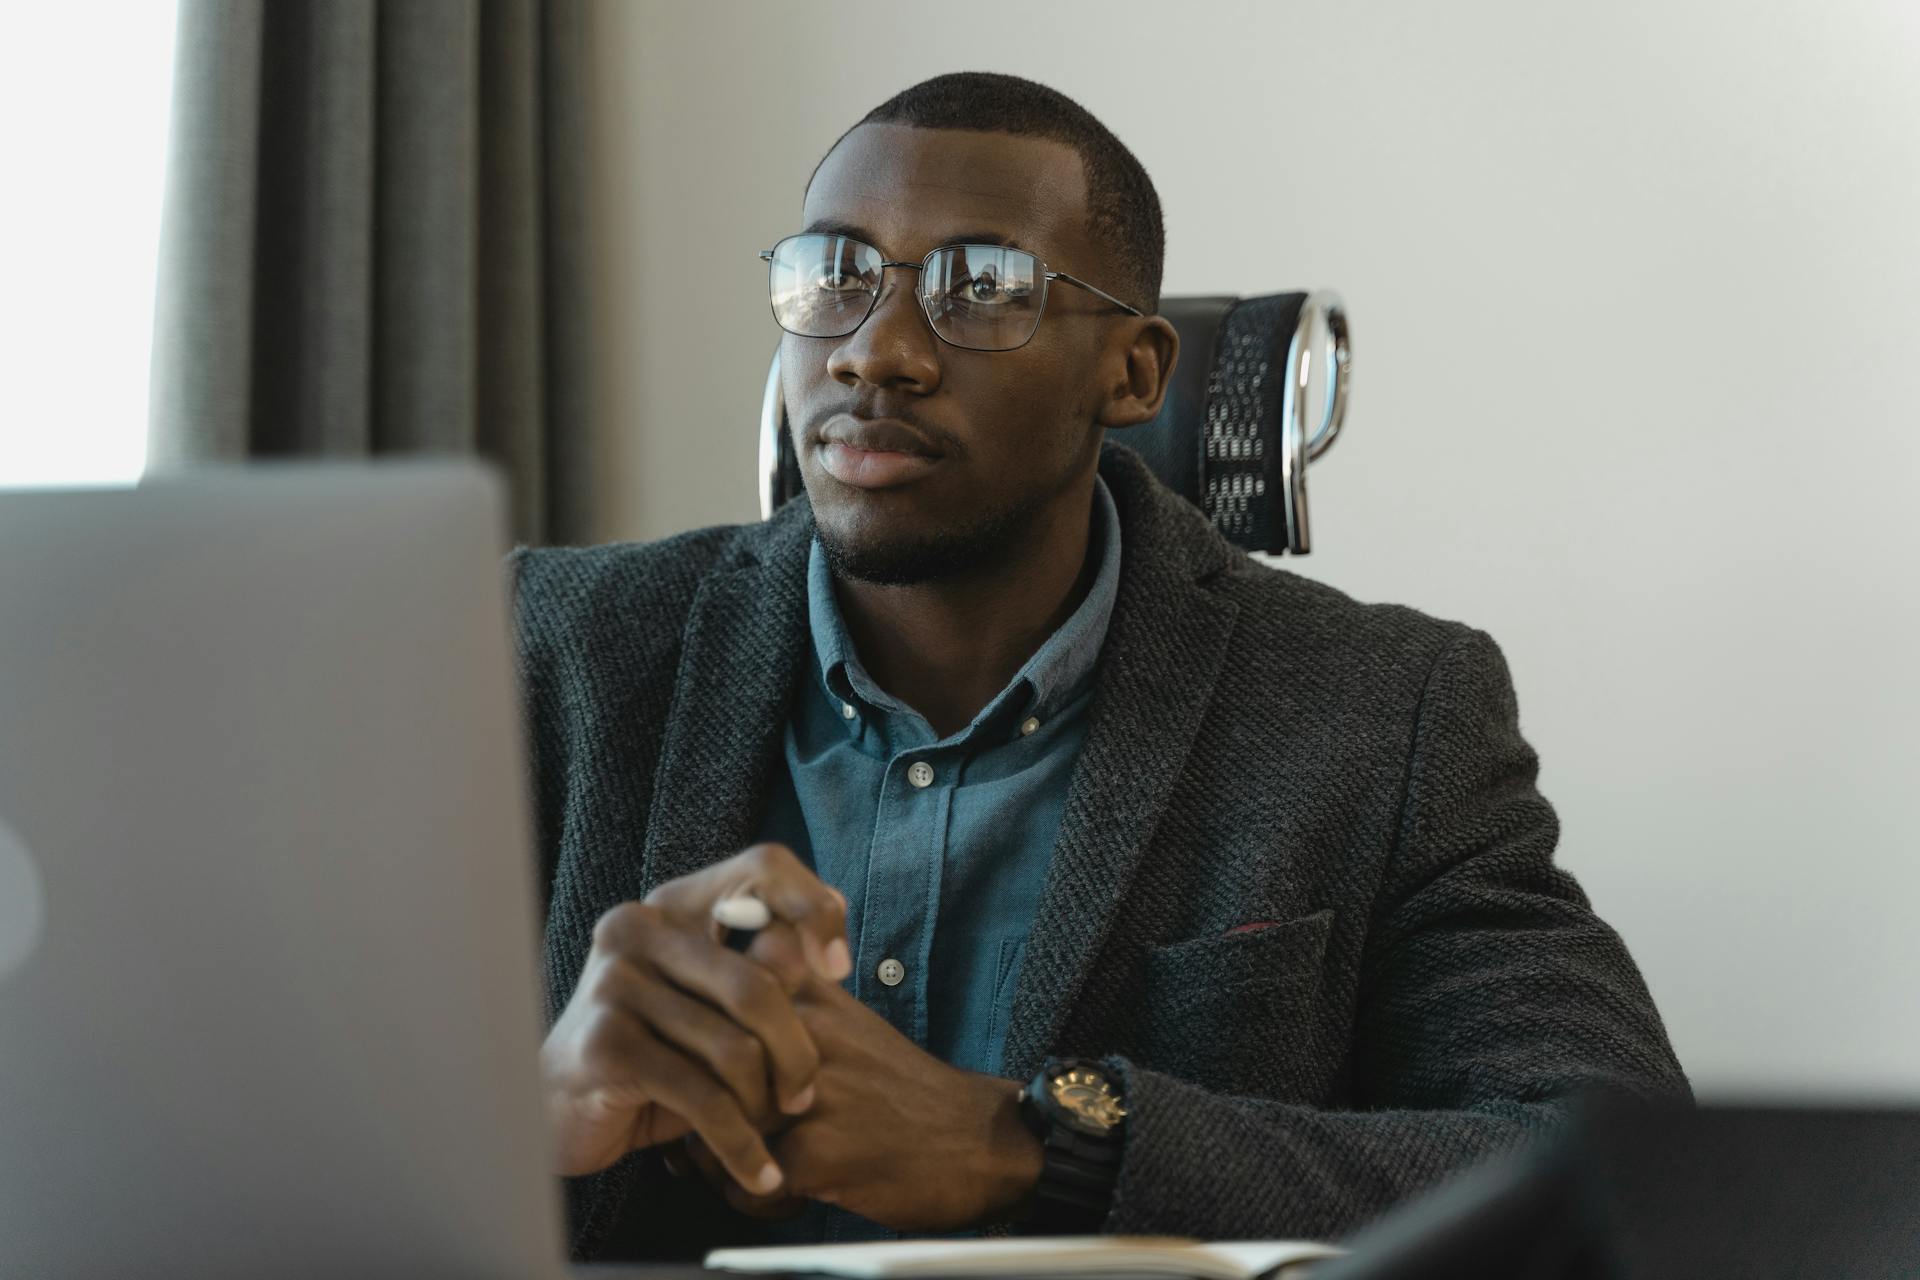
top-left (1017, 1059), bottom-right (1126, 1234)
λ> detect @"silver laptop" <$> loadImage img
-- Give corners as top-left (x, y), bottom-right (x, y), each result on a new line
top-left (0, 464), bottom-right (574, 1279)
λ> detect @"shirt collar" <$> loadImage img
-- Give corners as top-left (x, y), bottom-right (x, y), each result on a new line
top-left (806, 472), bottom-right (1123, 741)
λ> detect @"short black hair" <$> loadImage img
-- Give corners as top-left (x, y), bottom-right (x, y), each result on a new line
top-left (809, 72), bottom-right (1165, 313)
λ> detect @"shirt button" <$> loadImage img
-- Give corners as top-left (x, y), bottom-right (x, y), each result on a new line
top-left (907, 760), bottom-right (934, 788)
top-left (877, 957), bottom-right (906, 986)
top-left (840, 701), bottom-right (857, 720)
top-left (1020, 716), bottom-right (1041, 736)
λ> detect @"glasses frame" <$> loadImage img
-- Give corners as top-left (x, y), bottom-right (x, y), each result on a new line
top-left (758, 232), bottom-right (1144, 352)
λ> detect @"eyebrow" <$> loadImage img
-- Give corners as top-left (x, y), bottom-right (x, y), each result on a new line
top-left (800, 218), bottom-right (1032, 257)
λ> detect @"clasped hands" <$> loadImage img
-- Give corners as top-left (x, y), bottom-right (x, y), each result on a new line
top-left (539, 843), bottom-right (1042, 1231)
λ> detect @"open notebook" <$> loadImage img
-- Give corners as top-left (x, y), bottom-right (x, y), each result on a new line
top-left (704, 1236), bottom-right (1344, 1279)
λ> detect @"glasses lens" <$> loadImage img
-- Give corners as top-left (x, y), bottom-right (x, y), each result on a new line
top-left (768, 234), bottom-right (881, 337)
top-left (920, 245), bottom-right (1044, 351)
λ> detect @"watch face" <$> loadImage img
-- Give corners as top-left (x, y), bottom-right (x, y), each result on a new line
top-left (1046, 1065), bottom-right (1127, 1136)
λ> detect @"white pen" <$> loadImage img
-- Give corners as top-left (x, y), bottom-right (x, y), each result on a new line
top-left (713, 888), bottom-right (852, 979)
top-left (711, 891), bottom-right (771, 933)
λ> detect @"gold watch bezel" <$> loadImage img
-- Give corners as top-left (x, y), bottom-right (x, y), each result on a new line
top-left (1045, 1064), bottom-right (1128, 1136)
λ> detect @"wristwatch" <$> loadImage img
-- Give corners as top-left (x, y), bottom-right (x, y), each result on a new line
top-left (1015, 1057), bottom-right (1128, 1233)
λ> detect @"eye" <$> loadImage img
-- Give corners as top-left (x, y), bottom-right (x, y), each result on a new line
top-left (816, 267), bottom-right (869, 293)
top-left (950, 266), bottom-right (1020, 306)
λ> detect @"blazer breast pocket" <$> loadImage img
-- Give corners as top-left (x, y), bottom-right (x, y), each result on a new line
top-left (1136, 908), bottom-right (1335, 1099)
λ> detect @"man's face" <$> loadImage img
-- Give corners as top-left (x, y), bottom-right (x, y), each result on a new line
top-left (783, 123), bottom-right (1121, 585)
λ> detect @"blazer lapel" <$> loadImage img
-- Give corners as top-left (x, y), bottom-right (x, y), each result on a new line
top-left (1001, 451), bottom-right (1242, 1081)
top-left (638, 511), bottom-right (813, 898)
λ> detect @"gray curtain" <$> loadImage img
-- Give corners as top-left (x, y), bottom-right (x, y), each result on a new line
top-left (148, 0), bottom-right (593, 546)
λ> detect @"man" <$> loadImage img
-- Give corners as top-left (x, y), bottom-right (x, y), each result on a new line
top-left (513, 72), bottom-right (1688, 1262)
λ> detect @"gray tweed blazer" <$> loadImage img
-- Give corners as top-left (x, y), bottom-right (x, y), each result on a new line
top-left (508, 442), bottom-right (1689, 1262)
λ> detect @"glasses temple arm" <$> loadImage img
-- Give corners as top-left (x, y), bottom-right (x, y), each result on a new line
top-left (1048, 271), bottom-right (1144, 317)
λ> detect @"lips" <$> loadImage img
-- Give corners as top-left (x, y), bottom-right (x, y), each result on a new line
top-left (820, 417), bottom-right (940, 458)
top-left (816, 416), bottom-right (944, 490)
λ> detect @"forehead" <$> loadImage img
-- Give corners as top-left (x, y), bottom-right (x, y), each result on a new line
top-left (802, 123), bottom-right (1093, 267)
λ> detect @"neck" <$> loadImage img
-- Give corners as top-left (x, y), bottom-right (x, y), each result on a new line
top-left (832, 479), bottom-right (1100, 740)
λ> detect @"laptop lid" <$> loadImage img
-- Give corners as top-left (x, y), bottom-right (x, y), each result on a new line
top-left (0, 464), bottom-right (567, 1279)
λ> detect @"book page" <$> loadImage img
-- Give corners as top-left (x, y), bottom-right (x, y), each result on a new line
top-left (705, 1235), bottom-right (1344, 1279)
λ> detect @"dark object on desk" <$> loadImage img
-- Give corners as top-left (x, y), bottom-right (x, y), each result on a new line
top-left (1306, 1134), bottom-right (1597, 1280)
top-left (1317, 1099), bottom-right (1920, 1280)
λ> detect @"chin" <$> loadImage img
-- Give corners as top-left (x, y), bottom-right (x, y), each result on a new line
top-left (815, 503), bottom-right (1028, 587)
top-left (815, 522), bottom-right (962, 586)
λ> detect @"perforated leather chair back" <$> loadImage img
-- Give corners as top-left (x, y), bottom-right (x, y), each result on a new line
top-left (758, 290), bottom-right (1351, 554)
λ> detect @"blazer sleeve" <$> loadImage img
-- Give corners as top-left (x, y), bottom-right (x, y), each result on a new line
top-left (1099, 626), bottom-right (1690, 1240)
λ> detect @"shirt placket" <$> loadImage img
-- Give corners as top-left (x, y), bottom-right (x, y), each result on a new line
top-left (852, 740), bottom-right (954, 1047)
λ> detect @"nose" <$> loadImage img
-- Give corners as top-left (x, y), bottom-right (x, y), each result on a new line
top-left (825, 268), bottom-right (942, 394)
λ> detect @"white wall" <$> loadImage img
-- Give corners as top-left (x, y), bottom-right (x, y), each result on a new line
top-left (582, 0), bottom-right (1920, 1099)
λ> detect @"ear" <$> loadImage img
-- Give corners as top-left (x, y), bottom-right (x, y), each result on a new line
top-left (1094, 315), bottom-right (1180, 430)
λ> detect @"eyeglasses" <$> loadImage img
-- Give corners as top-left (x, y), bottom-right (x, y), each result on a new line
top-left (758, 232), bottom-right (1143, 352)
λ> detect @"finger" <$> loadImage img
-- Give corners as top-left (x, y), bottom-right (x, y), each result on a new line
top-left (685, 1134), bottom-right (808, 1220)
top-left (550, 979), bottom-right (658, 1114)
top-left (620, 1022), bottom-right (786, 1196)
top-left (648, 845), bottom-right (852, 982)
top-left (594, 899), bottom-right (808, 993)
top-left (734, 845), bottom-right (852, 982)
top-left (644, 927), bottom-right (822, 1115)
top-left (547, 995), bottom-right (699, 1173)
top-left (721, 1177), bottom-right (806, 1218)
top-left (740, 920), bottom-right (819, 997)
top-left (609, 961), bottom-right (779, 1127)
top-left (587, 906), bottom-right (821, 1114)
top-left (588, 951), bottom-right (812, 1122)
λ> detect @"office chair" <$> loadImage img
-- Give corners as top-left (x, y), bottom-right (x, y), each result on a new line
top-left (757, 291), bottom-right (1352, 555)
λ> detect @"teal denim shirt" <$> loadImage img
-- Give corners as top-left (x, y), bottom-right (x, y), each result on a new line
top-left (751, 474), bottom-right (1121, 1241)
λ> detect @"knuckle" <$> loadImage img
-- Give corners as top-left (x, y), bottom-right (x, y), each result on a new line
top-left (715, 1032), bottom-right (767, 1083)
top-left (724, 962), bottom-right (781, 1016)
top-left (579, 1002), bottom-right (622, 1043)
top-left (591, 901), bottom-right (652, 949)
top-left (583, 957), bottom-right (628, 1005)
top-left (641, 877), bottom-right (689, 910)
top-left (746, 929), bottom-right (807, 982)
top-left (747, 841), bottom-right (793, 872)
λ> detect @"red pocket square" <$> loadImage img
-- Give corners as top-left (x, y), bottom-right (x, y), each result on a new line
top-left (1226, 919), bottom-right (1283, 935)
